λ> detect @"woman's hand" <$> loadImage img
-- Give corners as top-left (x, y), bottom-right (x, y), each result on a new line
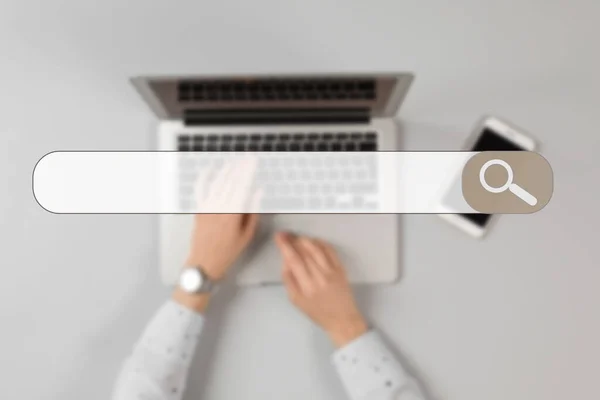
top-left (187, 213), bottom-right (259, 280)
top-left (174, 213), bottom-right (259, 313)
top-left (275, 232), bottom-right (368, 347)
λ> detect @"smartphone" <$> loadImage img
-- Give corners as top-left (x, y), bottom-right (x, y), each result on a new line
top-left (438, 116), bottom-right (537, 237)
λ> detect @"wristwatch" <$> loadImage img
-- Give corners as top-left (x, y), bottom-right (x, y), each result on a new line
top-left (178, 266), bottom-right (216, 294)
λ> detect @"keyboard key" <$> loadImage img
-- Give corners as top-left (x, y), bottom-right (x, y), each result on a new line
top-left (293, 183), bottom-right (304, 194)
top-left (271, 169), bottom-right (283, 180)
top-left (308, 197), bottom-right (323, 209)
top-left (289, 143), bottom-right (301, 151)
top-left (358, 81), bottom-right (375, 91)
top-left (275, 143), bottom-right (287, 151)
top-left (364, 201), bottom-right (378, 210)
top-left (286, 170), bottom-right (297, 180)
top-left (264, 184), bottom-right (277, 197)
top-left (267, 157), bottom-right (280, 167)
top-left (311, 157), bottom-right (323, 167)
top-left (179, 199), bottom-right (191, 211)
top-left (180, 185), bottom-right (194, 197)
top-left (344, 142), bottom-right (357, 151)
top-left (331, 143), bottom-right (342, 151)
top-left (359, 142), bottom-right (377, 151)
top-left (178, 157), bottom-right (196, 171)
top-left (321, 183), bottom-right (333, 194)
top-left (181, 172), bottom-right (197, 183)
top-left (351, 182), bottom-right (377, 194)
top-left (324, 197), bottom-right (336, 209)
top-left (272, 197), bottom-right (304, 211)
top-left (299, 169), bottom-right (311, 180)
top-left (352, 196), bottom-right (364, 208)
top-left (317, 143), bottom-right (328, 151)
top-left (279, 183), bottom-right (291, 195)
top-left (303, 143), bottom-right (315, 151)
top-left (207, 135), bottom-right (219, 141)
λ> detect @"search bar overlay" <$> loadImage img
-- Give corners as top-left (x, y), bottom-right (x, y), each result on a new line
top-left (32, 151), bottom-right (553, 214)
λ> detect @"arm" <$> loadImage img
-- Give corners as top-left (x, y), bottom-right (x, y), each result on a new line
top-left (112, 298), bottom-right (205, 400)
top-left (112, 213), bottom-right (259, 400)
top-left (275, 233), bottom-right (426, 400)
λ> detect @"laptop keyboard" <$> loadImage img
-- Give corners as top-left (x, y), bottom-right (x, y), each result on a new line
top-left (177, 131), bottom-right (378, 152)
top-left (176, 131), bottom-right (380, 212)
top-left (178, 78), bottom-right (376, 102)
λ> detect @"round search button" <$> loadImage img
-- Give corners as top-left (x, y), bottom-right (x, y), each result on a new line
top-left (479, 159), bottom-right (538, 206)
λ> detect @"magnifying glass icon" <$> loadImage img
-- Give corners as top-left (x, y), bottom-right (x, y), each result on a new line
top-left (479, 159), bottom-right (538, 206)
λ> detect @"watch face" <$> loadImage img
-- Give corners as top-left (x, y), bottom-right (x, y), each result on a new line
top-left (179, 268), bottom-right (204, 293)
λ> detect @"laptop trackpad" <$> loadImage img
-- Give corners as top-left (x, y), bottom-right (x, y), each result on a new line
top-left (235, 214), bottom-right (399, 285)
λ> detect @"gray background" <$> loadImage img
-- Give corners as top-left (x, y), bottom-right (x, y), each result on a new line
top-left (1, 1), bottom-right (599, 399)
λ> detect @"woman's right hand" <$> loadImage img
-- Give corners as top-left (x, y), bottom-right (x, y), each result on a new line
top-left (275, 232), bottom-right (369, 347)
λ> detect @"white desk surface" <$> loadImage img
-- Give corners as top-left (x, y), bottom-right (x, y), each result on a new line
top-left (1, 1), bottom-right (599, 399)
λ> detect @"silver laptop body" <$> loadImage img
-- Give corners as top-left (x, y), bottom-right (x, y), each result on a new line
top-left (132, 73), bottom-right (414, 285)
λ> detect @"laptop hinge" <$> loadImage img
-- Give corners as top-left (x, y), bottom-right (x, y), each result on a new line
top-left (183, 108), bottom-right (370, 126)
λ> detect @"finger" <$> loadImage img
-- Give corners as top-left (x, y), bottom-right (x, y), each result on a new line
top-left (298, 238), bottom-right (334, 274)
top-left (229, 156), bottom-right (259, 211)
top-left (241, 212), bottom-right (260, 243)
top-left (241, 190), bottom-right (262, 239)
top-left (213, 159), bottom-right (241, 205)
top-left (318, 240), bottom-right (345, 275)
top-left (275, 232), bottom-right (312, 293)
top-left (205, 160), bottom-right (234, 208)
top-left (296, 238), bottom-right (328, 286)
top-left (281, 263), bottom-right (300, 300)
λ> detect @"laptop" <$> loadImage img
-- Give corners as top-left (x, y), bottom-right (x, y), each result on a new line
top-left (131, 73), bottom-right (414, 285)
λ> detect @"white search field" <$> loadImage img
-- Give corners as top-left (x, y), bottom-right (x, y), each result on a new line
top-left (33, 151), bottom-right (478, 214)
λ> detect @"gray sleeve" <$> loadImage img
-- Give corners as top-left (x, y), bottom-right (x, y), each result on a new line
top-left (112, 300), bottom-right (205, 400)
top-left (332, 331), bottom-right (426, 400)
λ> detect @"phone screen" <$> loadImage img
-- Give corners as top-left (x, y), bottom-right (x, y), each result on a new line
top-left (461, 128), bottom-right (526, 226)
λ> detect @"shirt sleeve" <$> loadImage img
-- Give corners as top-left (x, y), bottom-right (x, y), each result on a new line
top-left (112, 300), bottom-right (205, 400)
top-left (332, 331), bottom-right (426, 400)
